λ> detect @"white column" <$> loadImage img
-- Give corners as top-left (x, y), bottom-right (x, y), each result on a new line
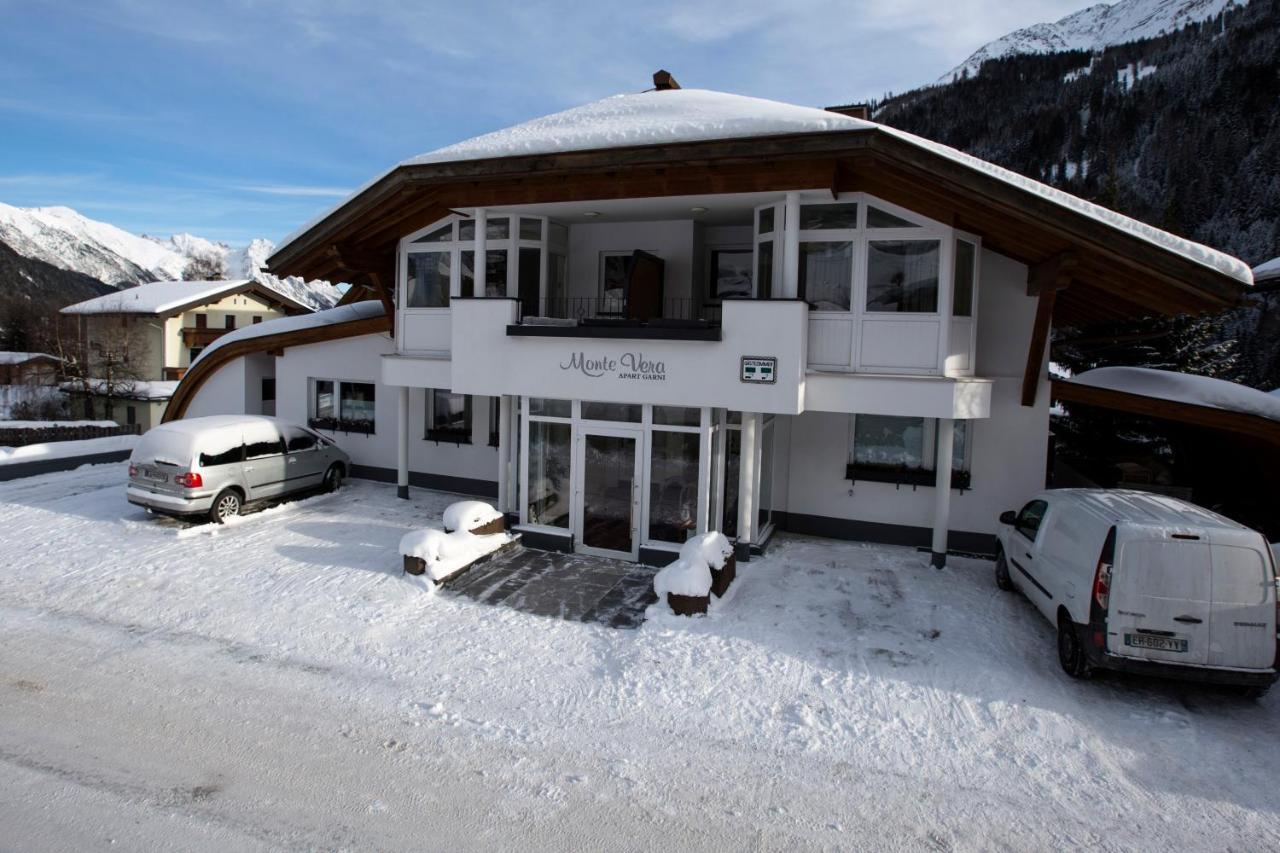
top-left (781, 192), bottom-right (801, 299)
top-left (497, 394), bottom-right (512, 514)
top-left (695, 407), bottom-right (712, 534)
top-left (473, 208), bottom-right (487, 297)
top-left (397, 386), bottom-right (410, 500)
top-left (931, 417), bottom-right (955, 568)
top-left (736, 413), bottom-right (758, 558)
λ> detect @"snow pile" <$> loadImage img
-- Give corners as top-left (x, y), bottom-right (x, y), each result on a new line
top-left (0, 433), bottom-right (137, 464)
top-left (442, 500), bottom-right (502, 533)
top-left (62, 378), bottom-right (179, 400)
top-left (0, 420), bottom-right (116, 429)
top-left (1070, 366), bottom-right (1280, 422)
top-left (653, 531), bottom-right (734, 603)
top-left (188, 300), bottom-right (386, 369)
top-left (940, 0), bottom-right (1241, 83)
top-left (399, 526), bottom-right (513, 583)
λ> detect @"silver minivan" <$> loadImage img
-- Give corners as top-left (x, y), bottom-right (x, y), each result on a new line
top-left (127, 415), bottom-right (350, 522)
top-left (996, 489), bottom-right (1278, 696)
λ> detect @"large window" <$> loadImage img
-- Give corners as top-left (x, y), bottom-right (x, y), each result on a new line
top-left (311, 379), bottom-right (375, 434)
top-left (953, 238), bottom-right (977, 317)
top-left (648, 429), bottom-right (701, 544)
top-left (427, 389), bottom-right (472, 443)
top-left (866, 240), bottom-right (941, 313)
top-left (401, 214), bottom-right (552, 312)
top-left (527, 420), bottom-right (571, 528)
top-left (798, 241), bottom-right (853, 311)
top-left (406, 252), bottom-right (451, 308)
top-left (848, 416), bottom-right (970, 487)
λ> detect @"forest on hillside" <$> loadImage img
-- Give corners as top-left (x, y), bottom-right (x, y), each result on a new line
top-left (874, 0), bottom-right (1279, 390)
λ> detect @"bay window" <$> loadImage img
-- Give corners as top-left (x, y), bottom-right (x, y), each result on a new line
top-left (865, 240), bottom-right (941, 313)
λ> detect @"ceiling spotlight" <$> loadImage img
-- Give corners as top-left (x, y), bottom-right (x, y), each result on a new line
top-left (583, 211), bottom-right (602, 218)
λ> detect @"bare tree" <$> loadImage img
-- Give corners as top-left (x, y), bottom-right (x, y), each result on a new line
top-left (183, 254), bottom-right (225, 281)
top-left (54, 314), bottom-right (152, 422)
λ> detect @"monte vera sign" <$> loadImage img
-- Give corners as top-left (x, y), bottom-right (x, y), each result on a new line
top-left (560, 351), bottom-right (666, 382)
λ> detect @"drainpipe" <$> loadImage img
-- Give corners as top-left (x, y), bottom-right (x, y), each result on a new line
top-left (736, 413), bottom-right (758, 560)
top-left (781, 192), bottom-right (800, 299)
top-left (931, 417), bottom-right (954, 568)
top-left (397, 386), bottom-right (409, 499)
top-left (474, 208), bottom-right (487, 298)
top-left (497, 394), bottom-right (511, 514)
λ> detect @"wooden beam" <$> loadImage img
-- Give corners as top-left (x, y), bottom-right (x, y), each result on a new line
top-left (1051, 379), bottom-right (1280, 446)
top-left (364, 270), bottom-right (396, 337)
top-left (1028, 251), bottom-right (1078, 295)
top-left (1022, 285), bottom-right (1061, 407)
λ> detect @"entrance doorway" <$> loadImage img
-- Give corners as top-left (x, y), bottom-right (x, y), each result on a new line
top-left (575, 428), bottom-right (641, 560)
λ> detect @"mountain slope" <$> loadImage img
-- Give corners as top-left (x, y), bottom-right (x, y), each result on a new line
top-left (940, 0), bottom-right (1245, 83)
top-left (876, 0), bottom-right (1278, 388)
top-left (0, 202), bottom-right (341, 311)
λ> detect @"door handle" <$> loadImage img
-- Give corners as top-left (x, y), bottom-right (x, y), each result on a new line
top-left (288, 457), bottom-right (297, 464)
top-left (1173, 615), bottom-right (1203, 624)
top-left (244, 465), bottom-right (254, 472)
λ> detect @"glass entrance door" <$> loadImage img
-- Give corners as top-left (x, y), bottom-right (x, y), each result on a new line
top-left (575, 429), bottom-right (641, 560)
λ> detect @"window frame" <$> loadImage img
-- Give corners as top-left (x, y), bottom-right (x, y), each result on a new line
top-left (846, 415), bottom-right (973, 490)
top-left (425, 388), bottom-right (473, 444)
top-left (309, 378), bottom-right (376, 435)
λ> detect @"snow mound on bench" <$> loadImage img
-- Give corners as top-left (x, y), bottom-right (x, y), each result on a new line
top-left (442, 500), bottom-right (501, 533)
top-left (653, 557), bottom-right (712, 600)
top-left (1070, 367), bottom-right (1280, 422)
top-left (679, 531), bottom-right (733, 570)
top-left (399, 527), bottom-right (512, 583)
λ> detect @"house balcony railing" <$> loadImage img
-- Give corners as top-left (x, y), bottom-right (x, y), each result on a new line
top-left (181, 326), bottom-right (231, 348)
top-left (517, 297), bottom-right (722, 325)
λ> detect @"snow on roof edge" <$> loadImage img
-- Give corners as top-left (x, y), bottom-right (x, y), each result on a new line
top-left (1068, 366), bottom-right (1280, 423)
top-left (272, 88), bottom-right (1251, 288)
top-left (61, 279), bottom-right (253, 316)
top-left (188, 299), bottom-right (386, 370)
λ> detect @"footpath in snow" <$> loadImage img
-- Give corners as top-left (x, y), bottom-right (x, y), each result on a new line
top-left (0, 464), bottom-right (1277, 850)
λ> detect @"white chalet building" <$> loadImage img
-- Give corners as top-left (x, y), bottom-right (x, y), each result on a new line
top-left (168, 80), bottom-right (1252, 567)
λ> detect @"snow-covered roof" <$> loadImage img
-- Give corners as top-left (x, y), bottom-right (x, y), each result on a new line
top-left (1069, 367), bottom-right (1280, 423)
top-left (62, 379), bottom-right (180, 400)
top-left (276, 88), bottom-right (1250, 286)
top-left (189, 299), bottom-right (386, 370)
top-left (0, 351), bottom-right (62, 365)
top-left (1254, 256), bottom-right (1280, 283)
top-left (60, 280), bottom-right (252, 316)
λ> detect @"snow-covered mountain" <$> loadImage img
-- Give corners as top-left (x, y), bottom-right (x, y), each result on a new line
top-left (939, 0), bottom-right (1244, 83)
top-left (0, 202), bottom-right (340, 311)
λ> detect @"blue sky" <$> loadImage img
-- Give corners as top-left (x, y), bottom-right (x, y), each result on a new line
top-left (0, 0), bottom-right (1085, 246)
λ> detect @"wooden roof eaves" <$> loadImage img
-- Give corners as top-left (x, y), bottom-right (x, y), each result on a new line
top-left (1051, 379), bottom-right (1280, 446)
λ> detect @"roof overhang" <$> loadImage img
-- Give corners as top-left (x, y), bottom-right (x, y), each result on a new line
top-left (268, 128), bottom-right (1248, 326)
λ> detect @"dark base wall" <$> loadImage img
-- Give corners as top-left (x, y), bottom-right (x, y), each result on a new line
top-left (349, 464), bottom-right (498, 499)
top-left (773, 511), bottom-right (997, 557)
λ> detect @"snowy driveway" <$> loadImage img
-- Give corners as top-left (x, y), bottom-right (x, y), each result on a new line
top-left (1, 464), bottom-right (1277, 850)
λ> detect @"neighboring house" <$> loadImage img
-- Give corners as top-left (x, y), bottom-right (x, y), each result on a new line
top-left (0, 352), bottom-right (63, 418)
top-left (59, 279), bottom-right (312, 429)
top-left (0, 351), bottom-right (61, 386)
top-left (166, 78), bottom-right (1251, 567)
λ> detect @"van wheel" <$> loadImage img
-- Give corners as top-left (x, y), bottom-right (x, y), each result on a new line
top-left (994, 549), bottom-right (1014, 591)
top-left (210, 489), bottom-right (242, 523)
top-left (323, 464), bottom-right (343, 493)
top-left (1057, 616), bottom-right (1092, 679)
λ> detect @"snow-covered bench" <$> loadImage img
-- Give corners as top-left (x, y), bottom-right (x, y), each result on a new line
top-left (400, 500), bottom-right (515, 584)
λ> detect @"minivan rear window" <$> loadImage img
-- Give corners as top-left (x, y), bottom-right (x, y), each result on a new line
top-left (200, 445), bottom-right (243, 467)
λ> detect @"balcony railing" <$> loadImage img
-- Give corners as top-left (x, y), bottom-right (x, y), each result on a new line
top-left (181, 326), bottom-right (231, 348)
top-left (517, 297), bottom-right (723, 325)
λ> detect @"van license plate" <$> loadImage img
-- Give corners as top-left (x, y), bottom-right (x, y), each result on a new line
top-left (143, 467), bottom-right (167, 483)
top-left (1124, 633), bottom-right (1187, 653)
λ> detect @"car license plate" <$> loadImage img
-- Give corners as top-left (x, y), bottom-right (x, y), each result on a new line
top-left (1124, 633), bottom-right (1188, 653)
top-left (143, 467), bottom-right (167, 483)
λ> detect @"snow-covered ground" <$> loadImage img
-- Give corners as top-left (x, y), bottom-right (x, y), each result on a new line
top-left (1, 464), bottom-right (1277, 850)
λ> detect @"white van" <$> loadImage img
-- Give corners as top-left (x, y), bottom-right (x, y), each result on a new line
top-left (995, 489), bottom-right (1278, 696)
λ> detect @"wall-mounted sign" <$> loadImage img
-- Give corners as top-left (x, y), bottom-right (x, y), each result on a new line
top-left (560, 351), bottom-right (666, 382)
top-left (740, 356), bottom-right (776, 384)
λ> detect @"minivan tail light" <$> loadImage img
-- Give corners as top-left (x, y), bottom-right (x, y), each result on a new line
top-left (1093, 526), bottom-right (1117, 612)
top-left (175, 471), bottom-right (203, 489)
top-left (128, 463), bottom-right (138, 478)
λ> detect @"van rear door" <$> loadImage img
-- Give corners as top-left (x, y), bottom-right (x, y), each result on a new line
top-left (1207, 539), bottom-right (1275, 670)
top-left (1109, 532), bottom-right (1212, 665)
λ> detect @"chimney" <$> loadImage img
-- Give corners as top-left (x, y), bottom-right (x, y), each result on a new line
top-left (653, 70), bottom-right (681, 91)
top-left (825, 103), bottom-right (871, 120)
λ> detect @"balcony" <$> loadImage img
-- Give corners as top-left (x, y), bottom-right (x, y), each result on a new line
top-left (181, 326), bottom-right (230, 348)
top-left (509, 297), bottom-right (723, 341)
